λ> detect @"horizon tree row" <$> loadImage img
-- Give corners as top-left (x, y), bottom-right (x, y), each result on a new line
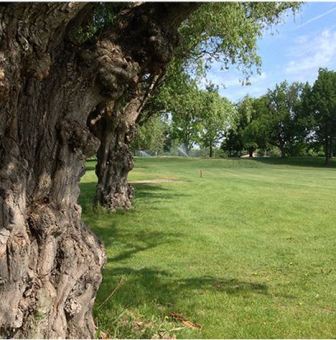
top-left (134, 68), bottom-right (336, 164)
top-left (222, 68), bottom-right (336, 164)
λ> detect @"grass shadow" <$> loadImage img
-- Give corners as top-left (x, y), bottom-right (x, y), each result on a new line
top-left (133, 183), bottom-right (189, 202)
top-left (96, 266), bottom-right (270, 318)
top-left (79, 181), bottom-right (189, 212)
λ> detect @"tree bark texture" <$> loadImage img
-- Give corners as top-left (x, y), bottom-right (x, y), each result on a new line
top-left (0, 4), bottom-right (107, 338)
top-left (89, 3), bottom-right (199, 210)
top-left (0, 3), bottom-right (199, 337)
top-left (88, 105), bottom-right (137, 210)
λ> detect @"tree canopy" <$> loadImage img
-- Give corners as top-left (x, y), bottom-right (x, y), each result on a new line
top-left (309, 68), bottom-right (336, 163)
top-left (178, 2), bottom-right (300, 77)
top-left (197, 86), bottom-right (236, 157)
top-left (137, 2), bottom-right (301, 158)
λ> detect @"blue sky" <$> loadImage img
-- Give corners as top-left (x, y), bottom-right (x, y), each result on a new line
top-left (206, 2), bottom-right (336, 102)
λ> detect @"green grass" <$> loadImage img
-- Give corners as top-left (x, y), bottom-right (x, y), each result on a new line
top-left (80, 157), bottom-right (336, 338)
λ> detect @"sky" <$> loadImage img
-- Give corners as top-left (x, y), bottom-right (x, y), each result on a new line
top-left (205, 2), bottom-right (336, 103)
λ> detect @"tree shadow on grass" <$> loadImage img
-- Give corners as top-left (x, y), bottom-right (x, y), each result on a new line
top-left (83, 209), bottom-right (184, 250)
top-left (79, 181), bottom-right (189, 212)
top-left (253, 157), bottom-right (336, 168)
top-left (133, 183), bottom-right (188, 202)
top-left (108, 229), bottom-right (184, 262)
top-left (96, 265), bottom-right (270, 319)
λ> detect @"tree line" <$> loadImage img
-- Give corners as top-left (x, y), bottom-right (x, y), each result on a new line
top-left (224, 68), bottom-right (336, 164)
top-left (134, 68), bottom-right (336, 165)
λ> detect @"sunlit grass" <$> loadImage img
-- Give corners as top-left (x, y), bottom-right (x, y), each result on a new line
top-left (80, 157), bottom-right (336, 338)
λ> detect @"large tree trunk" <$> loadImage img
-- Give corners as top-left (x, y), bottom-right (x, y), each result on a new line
top-left (88, 106), bottom-right (137, 210)
top-left (89, 3), bottom-right (199, 210)
top-left (0, 4), bottom-right (107, 337)
top-left (0, 3), bottom-right (200, 337)
top-left (90, 74), bottom-right (164, 210)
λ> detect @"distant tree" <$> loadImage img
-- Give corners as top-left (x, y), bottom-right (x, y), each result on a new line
top-left (309, 68), bottom-right (336, 164)
top-left (265, 81), bottom-right (305, 157)
top-left (221, 130), bottom-right (242, 157)
top-left (247, 96), bottom-right (271, 154)
top-left (222, 96), bottom-right (269, 157)
top-left (163, 73), bottom-right (202, 154)
top-left (292, 82), bottom-right (315, 154)
top-left (221, 96), bottom-right (251, 157)
top-left (239, 96), bottom-right (259, 157)
top-left (160, 83), bottom-right (236, 157)
top-left (198, 87), bottom-right (236, 157)
top-left (132, 115), bottom-right (168, 155)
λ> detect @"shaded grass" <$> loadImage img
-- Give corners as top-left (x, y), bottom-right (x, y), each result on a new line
top-left (80, 157), bottom-right (336, 338)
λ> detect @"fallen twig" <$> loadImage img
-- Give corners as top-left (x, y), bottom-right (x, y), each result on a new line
top-left (169, 312), bottom-right (202, 330)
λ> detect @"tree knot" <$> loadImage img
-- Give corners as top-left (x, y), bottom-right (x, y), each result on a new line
top-left (58, 119), bottom-right (100, 158)
top-left (64, 298), bottom-right (81, 317)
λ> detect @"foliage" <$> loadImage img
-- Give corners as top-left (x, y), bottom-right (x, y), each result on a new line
top-left (163, 78), bottom-right (202, 153)
top-left (265, 81), bottom-right (306, 157)
top-left (309, 68), bottom-right (336, 163)
top-left (178, 3), bottom-right (300, 78)
top-left (197, 87), bottom-right (236, 157)
top-left (222, 81), bottom-right (312, 158)
top-left (224, 96), bottom-right (256, 157)
top-left (221, 129), bottom-right (244, 157)
top-left (72, 2), bottom-right (301, 78)
top-left (132, 116), bottom-right (169, 154)
top-left (222, 96), bottom-right (269, 157)
top-left (140, 2), bottom-right (301, 150)
top-left (69, 3), bottom-right (127, 44)
top-left (151, 82), bottom-right (236, 156)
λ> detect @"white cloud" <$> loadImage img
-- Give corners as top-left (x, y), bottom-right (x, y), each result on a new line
top-left (285, 29), bottom-right (336, 75)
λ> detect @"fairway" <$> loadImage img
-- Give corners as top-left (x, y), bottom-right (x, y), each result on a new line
top-left (80, 157), bottom-right (336, 338)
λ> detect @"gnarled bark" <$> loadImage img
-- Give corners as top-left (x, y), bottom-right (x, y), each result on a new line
top-left (89, 3), bottom-right (200, 210)
top-left (89, 74), bottom-right (164, 210)
top-left (0, 4), bottom-right (107, 337)
top-left (88, 3), bottom-right (199, 210)
top-left (88, 105), bottom-right (137, 210)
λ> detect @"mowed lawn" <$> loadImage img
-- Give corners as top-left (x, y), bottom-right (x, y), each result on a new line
top-left (80, 157), bottom-right (336, 338)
